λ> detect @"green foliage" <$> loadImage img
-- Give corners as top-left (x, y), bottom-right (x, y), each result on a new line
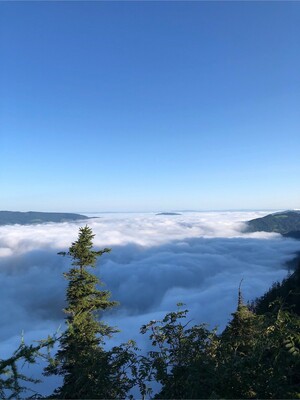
top-left (138, 294), bottom-right (300, 399)
top-left (0, 335), bottom-right (55, 399)
top-left (209, 296), bottom-right (300, 399)
top-left (255, 301), bottom-right (300, 399)
top-left (45, 226), bottom-right (134, 399)
top-left (253, 260), bottom-right (300, 316)
top-left (216, 299), bottom-right (264, 398)
top-left (139, 304), bottom-right (218, 399)
top-left (246, 210), bottom-right (300, 234)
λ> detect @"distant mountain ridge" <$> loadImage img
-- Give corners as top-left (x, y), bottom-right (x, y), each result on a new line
top-left (0, 211), bottom-right (90, 226)
top-left (246, 210), bottom-right (300, 239)
top-left (156, 212), bottom-right (182, 216)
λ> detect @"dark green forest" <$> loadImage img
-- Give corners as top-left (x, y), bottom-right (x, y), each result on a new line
top-left (0, 211), bottom-right (90, 226)
top-left (1, 227), bottom-right (299, 399)
top-left (246, 211), bottom-right (300, 237)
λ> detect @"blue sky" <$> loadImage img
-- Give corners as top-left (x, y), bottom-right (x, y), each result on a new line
top-left (1, 1), bottom-right (299, 212)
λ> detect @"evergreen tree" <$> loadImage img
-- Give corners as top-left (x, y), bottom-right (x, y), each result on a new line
top-left (45, 226), bottom-right (122, 399)
top-left (253, 260), bottom-right (300, 316)
top-left (217, 288), bottom-right (261, 398)
top-left (216, 287), bottom-right (300, 399)
top-left (0, 336), bottom-right (55, 399)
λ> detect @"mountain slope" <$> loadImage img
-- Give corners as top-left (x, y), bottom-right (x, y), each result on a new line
top-left (0, 211), bottom-right (90, 226)
top-left (252, 256), bottom-right (300, 316)
top-left (246, 211), bottom-right (300, 235)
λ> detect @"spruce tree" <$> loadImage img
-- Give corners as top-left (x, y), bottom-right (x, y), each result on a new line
top-left (217, 290), bottom-right (300, 399)
top-left (45, 226), bottom-right (119, 399)
top-left (216, 285), bottom-right (263, 399)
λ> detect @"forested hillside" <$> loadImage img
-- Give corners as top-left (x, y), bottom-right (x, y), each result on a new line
top-left (246, 211), bottom-right (300, 236)
top-left (0, 211), bottom-right (90, 225)
top-left (252, 258), bottom-right (300, 316)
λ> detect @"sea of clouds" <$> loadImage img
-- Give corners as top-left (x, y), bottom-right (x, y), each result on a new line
top-left (0, 211), bottom-right (300, 395)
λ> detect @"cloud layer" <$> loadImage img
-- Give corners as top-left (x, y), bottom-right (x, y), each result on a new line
top-left (0, 211), bottom-right (299, 394)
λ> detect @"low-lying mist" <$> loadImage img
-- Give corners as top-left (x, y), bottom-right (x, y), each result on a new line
top-left (0, 211), bottom-right (299, 394)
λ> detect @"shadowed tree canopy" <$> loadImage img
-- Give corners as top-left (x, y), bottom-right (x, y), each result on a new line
top-left (45, 226), bottom-right (123, 399)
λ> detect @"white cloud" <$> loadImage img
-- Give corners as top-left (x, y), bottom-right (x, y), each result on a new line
top-left (0, 211), bottom-right (299, 395)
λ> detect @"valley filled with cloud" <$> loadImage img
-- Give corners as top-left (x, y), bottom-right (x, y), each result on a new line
top-left (0, 211), bottom-right (299, 394)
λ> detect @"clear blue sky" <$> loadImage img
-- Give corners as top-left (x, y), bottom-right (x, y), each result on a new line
top-left (1, 1), bottom-right (299, 212)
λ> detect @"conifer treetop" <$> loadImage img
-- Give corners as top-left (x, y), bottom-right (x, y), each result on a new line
top-left (59, 225), bottom-right (111, 270)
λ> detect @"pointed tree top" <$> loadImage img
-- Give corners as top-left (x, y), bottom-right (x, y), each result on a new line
top-left (237, 278), bottom-right (244, 310)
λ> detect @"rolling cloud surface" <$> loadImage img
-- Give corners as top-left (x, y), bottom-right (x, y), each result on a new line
top-left (0, 211), bottom-right (299, 394)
